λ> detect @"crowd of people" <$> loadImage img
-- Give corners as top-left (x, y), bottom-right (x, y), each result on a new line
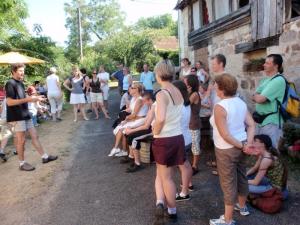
top-left (0, 52), bottom-right (290, 225)
top-left (0, 63), bottom-right (115, 169)
top-left (108, 53), bottom-right (289, 225)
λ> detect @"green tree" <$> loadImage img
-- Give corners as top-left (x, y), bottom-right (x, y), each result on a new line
top-left (0, 34), bottom-right (72, 86)
top-left (135, 14), bottom-right (177, 36)
top-left (97, 28), bottom-right (159, 73)
top-left (64, 0), bottom-right (125, 63)
top-left (0, 0), bottom-right (28, 41)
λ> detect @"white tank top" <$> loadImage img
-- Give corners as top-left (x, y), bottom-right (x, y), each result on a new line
top-left (129, 96), bottom-right (148, 117)
top-left (154, 90), bottom-right (183, 138)
top-left (210, 97), bottom-right (247, 149)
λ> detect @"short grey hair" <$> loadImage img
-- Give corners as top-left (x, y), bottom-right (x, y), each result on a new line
top-left (49, 67), bottom-right (57, 74)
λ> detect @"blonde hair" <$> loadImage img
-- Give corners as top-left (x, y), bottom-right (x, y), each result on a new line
top-left (154, 60), bottom-right (175, 81)
top-left (132, 82), bottom-right (144, 94)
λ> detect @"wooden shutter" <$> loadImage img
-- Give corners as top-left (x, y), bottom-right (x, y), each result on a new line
top-left (251, 0), bottom-right (284, 41)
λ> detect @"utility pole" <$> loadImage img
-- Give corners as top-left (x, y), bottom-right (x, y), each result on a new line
top-left (77, 4), bottom-right (83, 61)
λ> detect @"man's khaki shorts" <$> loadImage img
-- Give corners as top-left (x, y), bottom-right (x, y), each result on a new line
top-left (10, 119), bottom-right (34, 132)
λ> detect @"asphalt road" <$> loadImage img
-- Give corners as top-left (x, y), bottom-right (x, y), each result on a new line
top-left (32, 89), bottom-right (300, 225)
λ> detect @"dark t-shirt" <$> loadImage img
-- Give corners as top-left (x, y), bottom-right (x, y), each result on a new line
top-left (113, 70), bottom-right (124, 88)
top-left (5, 78), bottom-right (31, 122)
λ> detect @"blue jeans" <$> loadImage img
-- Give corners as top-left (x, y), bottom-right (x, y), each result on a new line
top-left (247, 174), bottom-right (273, 194)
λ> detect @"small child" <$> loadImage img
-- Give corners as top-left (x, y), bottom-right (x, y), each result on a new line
top-left (27, 87), bottom-right (40, 127)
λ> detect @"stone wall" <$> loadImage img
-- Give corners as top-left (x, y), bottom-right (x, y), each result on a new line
top-left (270, 19), bottom-right (300, 93)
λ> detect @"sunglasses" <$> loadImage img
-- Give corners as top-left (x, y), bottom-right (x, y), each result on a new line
top-left (92, 72), bottom-right (97, 74)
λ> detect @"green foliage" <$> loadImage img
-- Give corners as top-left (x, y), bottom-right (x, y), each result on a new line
top-left (64, 0), bottom-right (125, 64)
top-left (0, 0), bottom-right (28, 41)
top-left (283, 123), bottom-right (300, 146)
top-left (99, 28), bottom-right (157, 71)
top-left (157, 50), bottom-right (179, 67)
top-left (0, 34), bottom-right (73, 86)
top-left (135, 14), bottom-right (177, 36)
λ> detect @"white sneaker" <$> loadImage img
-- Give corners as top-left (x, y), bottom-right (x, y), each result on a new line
top-left (108, 148), bottom-right (120, 157)
top-left (234, 203), bottom-right (250, 216)
top-left (115, 150), bottom-right (128, 157)
top-left (210, 215), bottom-right (236, 225)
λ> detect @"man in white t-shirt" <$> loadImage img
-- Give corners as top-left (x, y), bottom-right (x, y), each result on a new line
top-left (97, 65), bottom-right (110, 110)
top-left (46, 67), bottom-right (63, 122)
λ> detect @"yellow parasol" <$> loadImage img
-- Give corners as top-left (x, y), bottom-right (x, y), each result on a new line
top-left (0, 52), bottom-right (45, 65)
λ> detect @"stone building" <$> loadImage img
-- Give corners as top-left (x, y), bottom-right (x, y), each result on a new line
top-left (175, 0), bottom-right (300, 108)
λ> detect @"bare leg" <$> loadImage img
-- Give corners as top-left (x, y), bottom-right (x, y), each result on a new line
top-left (192, 155), bottom-right (200, 169)
top-left (155, 167), bottom-right (165, 203)
top-left (128, 146), bottom-right (134, 158)
top-left (238, 195), bottom-right (247, 208)
top-left (104, 100), bottom-right (108, 113)
top-left (28, 127), bottom-right (45, 156)
top-left (15, 131), bottom-right (26, 161)
top-left (122, 134), bottom-right (127, 152)
top-left (73, 105), bottom-right (78, 122)
top-left (132, 149), bottom-right (141, 164)
top-left (100, 103), bottom-right (110, 118)
top-left (92, 102), bottom-right (99, 119)
top-left (158, 164), bottom-right (176, 208)
top-left (178, 160), bottom-right (193, 195)
top-left (224, 205), bottom-right (234, 224)
top-left (80, 104), bottom-right (88, 120)
top-left (113, 131), bottom-right (123, 149)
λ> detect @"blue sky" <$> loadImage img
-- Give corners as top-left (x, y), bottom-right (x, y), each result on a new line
top-left (25, 0), bottom-right (178, 46)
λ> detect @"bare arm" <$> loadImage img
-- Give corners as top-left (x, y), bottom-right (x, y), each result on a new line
top-left (189, 92), bottom-right (199, 104)
top-left (6, 96), bottom-right (40, 106)
top-left (63, 79), bottom-right (72, 92)
top-left (245, 110), bottom-right (255, 144)
top-left (125, 99), bottom-right (143, 121)
top-left (246, 156), bottom-right (262, 176)
top-left (214, 105), bottom-right (244, 149)
top-left (248, 159), bottom-right (272, 185)
top-left (252, 93), bottom-right (267, 103)
top-left (56, 79), bottom-right (62, 95)
top-left (153, 92), bottom-right (168, 135)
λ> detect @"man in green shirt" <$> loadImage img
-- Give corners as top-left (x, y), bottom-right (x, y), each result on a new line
top-left (252, 54), bottom-right (285, 148)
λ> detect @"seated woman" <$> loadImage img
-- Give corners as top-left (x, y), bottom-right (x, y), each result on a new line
top-left (247, 134), bottom-right (288, 195)
top-left (123, 92), bottom-right (155, 172)
top-left (108, 83), bottom-right (148, 157)
top-left (112, 86), bottom-right (132, 129)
